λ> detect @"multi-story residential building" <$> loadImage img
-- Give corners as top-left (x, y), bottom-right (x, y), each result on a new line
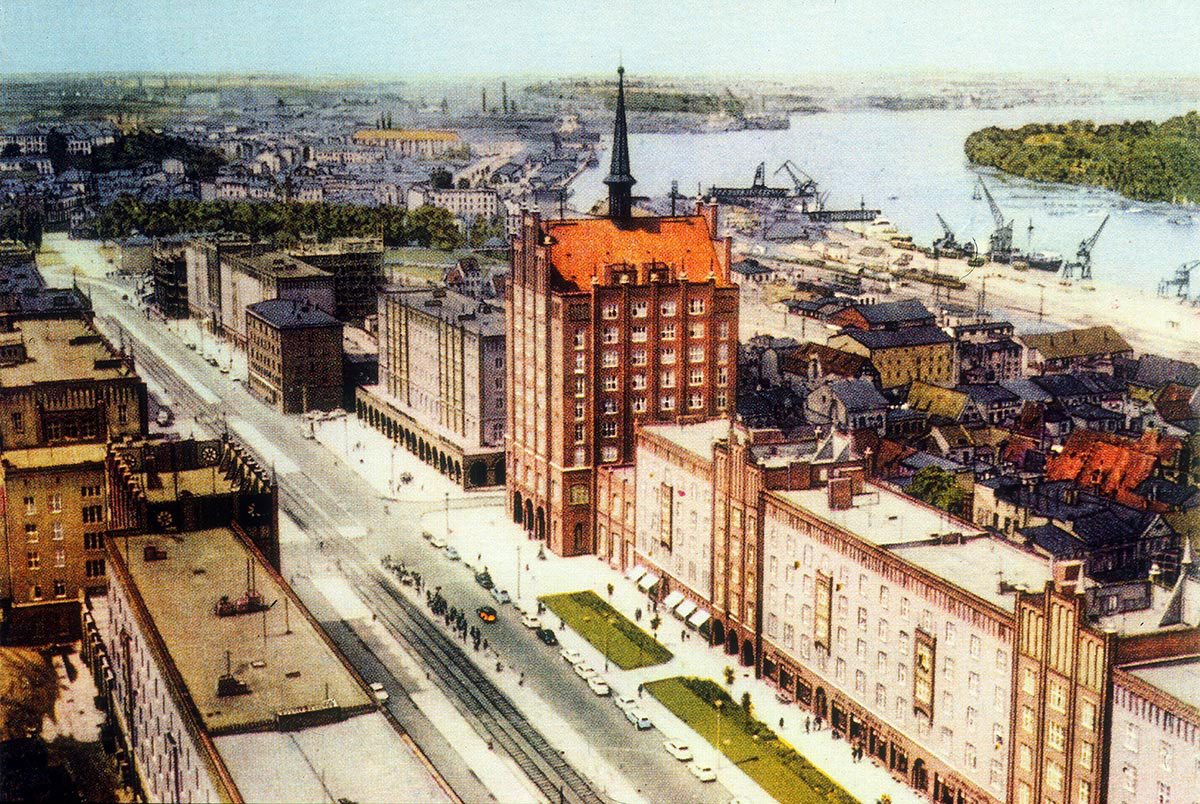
top-left (406, 184), bottom-right (501, 221)
top-left (185, 235), bottom-right (262, 325)
top-left (1017, 325), bottom-right (1134, 376)
top-left (829, 298), bottom-right (937, 331)
top-left (286, 237), bottom-right (385, 323)
top-left (951, 320), bottom-right (1022, 384)
top-left (804, 377), bottom-right (890, 434)
top-left (0, 317), bottom-right (147, 450)
top-left (215, 249), bottom-right (335, 346)
top-left (357, 287), bottom-right (506, 489)
top-left (246, 299), bottom-right (344, 414)
top-left (150, 236), bottom-right (190, 319)
top-left (352, 128), bottom-right (461, 156)
top-left (828, 325), bottom-right (956, 391)
top-left (505, 68), bottom-right (738, 557)
top-left (1, 443), bottom-right (108, 642)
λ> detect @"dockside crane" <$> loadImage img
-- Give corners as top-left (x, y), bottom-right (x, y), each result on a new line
top-left (1158, 260), bottom-right (1200, 301)
top-left (774, 160), bottom-right (820, 211)
top-left (933, 213), bottom-right (977, 257)
top-left (1062, 214), bottom-right (1109, 280)
top-left (978, 179), bottom-right (1013, 261)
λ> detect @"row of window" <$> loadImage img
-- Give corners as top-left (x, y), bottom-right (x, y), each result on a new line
top-left (24, 487), bottom-right (101, 514)
top-left (27, 580), bottom-right (69, 600)
top-left (574, 322), bottom-right (731, 350)
top-left (601, 298), bottom-right (708, 319)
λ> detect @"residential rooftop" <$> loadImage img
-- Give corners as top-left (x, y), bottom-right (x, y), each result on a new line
top-left (0, 318), bottom-right (135, 387)
top-left (640, 419), bottom-right (731, 462)
top-left (1, 442), bottom-right (107, 471)
top-left (119, 527), bottom-right (372, 735)
top-left (1018, 324), bottom-right (1132, 360)
top-left (888, 536), bottom-right (1055, 611)
top-left (1125, 656), bottom-right (1200, 710)
top-left (247, 299), bottom-right (341, 330)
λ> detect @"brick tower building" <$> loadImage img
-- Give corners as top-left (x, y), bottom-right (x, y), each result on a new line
top-left (506, 67), bottom-right (739, 557)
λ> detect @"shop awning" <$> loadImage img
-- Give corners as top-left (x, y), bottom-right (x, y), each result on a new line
top-left (662, 590), bottom-right (685, 610)
top-left (687, 609), bottom-right (711, 629)
top-left (628, 565), bottom-right (647, 584)
top-left (637, 573), bottom-right (660, 592)
top-left (674, 599), bottom-right (698, 620)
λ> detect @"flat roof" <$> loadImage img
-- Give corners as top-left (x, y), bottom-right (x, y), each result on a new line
top-left (640, 419), bottom-right (731, 462)
top-left (0, 318), bottom-right (135, 387)
top-left (887, 537), bottom-right (1054, 612)
top-left (2, 442), bottom-right (107, 471)
top-left (136, 466), bottom-right (240, 504)
top-left (1127, 657), bottom-right (1200, 710)
top-left (773, 483), bottom-right (977, 548)
top-left (122, 528), bottom-right (371, 734)
top-left (228, 251), bottom-right (330, 280)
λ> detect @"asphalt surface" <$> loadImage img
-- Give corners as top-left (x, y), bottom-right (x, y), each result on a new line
top-left (60, 268), bottom-right (732, 804)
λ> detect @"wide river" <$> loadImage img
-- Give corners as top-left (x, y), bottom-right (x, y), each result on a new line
top-left (571, 100), bottom-right (1200, 295)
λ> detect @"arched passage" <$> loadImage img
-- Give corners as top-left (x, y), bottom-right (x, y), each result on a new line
top-left (492, 458), bottom-right (505, 485)
top-left (470, 461), bottom-right (488, 487)
top-left (741, 640), bottom-right (754, 668)
top-left (524, 500), bottom-right (534, 533)
top-left (912, 759), bottom-right (928, 792)
top-left (535, 507), bottom-right (545, 541)
top-left (813, 687), bottom-right (828, 721)
top-left (726, 631), bottom-right (739, 656)
top-left (712, 620), bottom-right (725, 646)
top-left (513, 491), bottom-right (524, 524)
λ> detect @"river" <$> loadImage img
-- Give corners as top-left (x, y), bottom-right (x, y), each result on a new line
top-left (571, 100), bottom-right (1200, 294)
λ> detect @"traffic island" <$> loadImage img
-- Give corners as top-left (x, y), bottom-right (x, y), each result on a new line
top-left (538, 591), bottom-right (672, 670)
top-left (645, 676), bottom-right (860, 804)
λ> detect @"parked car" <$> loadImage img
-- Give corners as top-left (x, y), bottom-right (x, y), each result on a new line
top-left (536, 628), bottom-right (559, 646)
top-left (422, 530), bottom-right (434, 541)
top-left (688, 762), bottom-right (717, 782)
top-left (429, 535), bottom-right (446, 548)
top-left (477, 605), bottom-right (498, 622)
top-left (573, 663), bottom-right (596, 680)
top-left (369, 682), bottom-right (389, 703)
top-left (614, 694), bottom-right (637, 713)
top-left (520, 614), bottom-right (542, 630)
top-left (625, 708), bottom-right (652, 730)
top-left (444, 546), bottom-right (460, 561)
top-left (663, 739), bottom-right (693, 761)
top-left (559, 648), bottom-right (583, 665)
top-left (490, 587), bottom-right (511, 605)
top-left (587, 676), bottom-right (610, 696)
top-left (475, 571), bottom-right (494, 589)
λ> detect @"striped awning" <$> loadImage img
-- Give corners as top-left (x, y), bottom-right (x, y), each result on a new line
top-left (687, 609), bottom-right (711, 629)
top-left (662, 590), bottom-right (685, 610)
top-left (674, 599), bottom-right (698, 620)
top-left (637, 573), bottom-right (660, 592)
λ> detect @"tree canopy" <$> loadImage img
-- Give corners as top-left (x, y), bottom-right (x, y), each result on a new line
top-left (965, 112), bottom-right (1200, 204)
top-left (906, 466), bottom-right (969, 517)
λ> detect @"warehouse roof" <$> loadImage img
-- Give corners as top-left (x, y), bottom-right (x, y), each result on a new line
top-left (1019, 325), bottom-right (1132, 360)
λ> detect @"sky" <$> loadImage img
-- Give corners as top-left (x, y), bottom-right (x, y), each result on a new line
top-left (3, 0), bottom-right (1200, 78)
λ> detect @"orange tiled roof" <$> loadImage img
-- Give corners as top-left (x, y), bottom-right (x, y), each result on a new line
top-left (542, 215), bottom-right (727, 291)
top-left (1045, 429), bottom-right (1181, 509)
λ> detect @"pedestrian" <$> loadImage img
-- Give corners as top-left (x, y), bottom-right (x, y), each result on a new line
top-left (779, 717), bottom-right (784, 730)
top-left (805, 716), bottom-right (811, 733)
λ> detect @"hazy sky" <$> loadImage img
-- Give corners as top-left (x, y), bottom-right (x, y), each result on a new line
top-left (3, 0), bottom-right (1200, 78)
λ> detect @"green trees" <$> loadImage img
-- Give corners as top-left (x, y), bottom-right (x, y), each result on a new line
top-left (907, 466), bottom-right (969, 517)
top-left (965, 112), bottom-right (1200, 204)
top-left (406, 205), bottom-right (463, 249)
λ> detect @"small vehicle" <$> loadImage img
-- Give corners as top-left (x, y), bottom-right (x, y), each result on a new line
top-left (421, 530), bottom-right (434, 541)
top-left (536, 628), bottom-right (559, 646)
top-left (614, 694), bottom-right (637, 713)
top-left (219, 365), bottom-right (231, 374)
top-left (429, 536), bottom-right (446, 548)
top-left (475, 571), bottom-right (494, 590)
top-left (573, 663), bottom-right (596, 680)
top-left (490, 587), bottom-right (510, 605)
top-left (625, 708), bottom-right (652, 730)
top-left (477, 605), bottom-right (497, 622)
top-left (444, 546), bottom-right (460, 561)
top-left (663, 739), bottom-right (693, 762)
top-left (688, 762), bottom-right (717, 782)
top-left (587, 676), bottom-right (610, 696)
top-left (369, 682), bottom-right (389, 703)
top-left (186, 342), bottom-right (197, 351)
top-left (156, 409), bottom-right (171, 427)
top-left (559, 648), bottom-right (583, 665)
top-left (520, 614), bottom-right (542, 630)
top-left (399, 472), bottom-right (413, 484)
top-left (205, 356), bottom-right (219, 367)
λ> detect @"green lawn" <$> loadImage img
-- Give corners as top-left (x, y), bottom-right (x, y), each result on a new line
top-left (645, 676), bottom-right (860, 804)
top-left (538, 590), bottom-right (672, 670)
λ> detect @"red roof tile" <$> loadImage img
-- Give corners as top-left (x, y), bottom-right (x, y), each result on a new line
top-left (1045, 429), bottom-right (1181, 510)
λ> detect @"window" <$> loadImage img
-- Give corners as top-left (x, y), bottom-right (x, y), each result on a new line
top-left (660, 347), bottom-right (676, 364)
top-left (603, 375), bottom-right (619, 392)
top-left (84, 533), bottom-right (103, 550)
top-left (857, 607), bottom-right (868, 631)
top-left (968, 671), bottom-right (980, 694)
top-left (604, 327), bottom-right (619, 344)
top-left (81, 485), bottom-right (101, 498)
top-left (574, 352), bottom-right (586, 373)
top-left (632, 348), bottom-right (647, 366)
top-left (30, 584), bottom-right (42, 601)
top-left (53, 580), bottom-right (66, 598)
top-left (944, 621), bottom-right (956, 642)
top-left (660, 370), bottom-right (675, 388)
top-left (1048, 681), bottom-right (1066, 712)
top-left (1048, 722), bottom-right (1065, 752)
top-left (23, 496), bottom-right (35, 515)
top-left (632, 397), bottom-right (646, 414)
top-left (835, 658), bottom-right (846, 681)
top-left (1156, 781), bottom-right (1170, 804)
top-left (1019, 743), bottom-right (1033, 771)
top-left (660, 300), bottom-right (676, 317)
top-left (875, 683), bottom-right (886, 707)
top-left (574, 424), bottom-right (585, 443)
top-left (1021, 705), bottom-right (1035, 734)
top-left (25, 524), bottom-right (37, 542)
top-left (836, 626), bottom-right (847, 649)
top-left (631, 301), bottom-right (647, 318)
top-left (53, 547), bottom-right (65, 568)
top-left (855, 670), bottom-right (866, 693)
top-left (27, 551), bottom-right (39, 570)
top-left (942, 691), bottom-right (954, 717)
top-left (602, 350), bottom-right (618, 368)
top-left (996, 648), bottom-right (1008, 669)
top-left (717, 366), bottom-right (728, 386)
top-left (856, 638), bottom-right (867, 659)
top-left (717, 343), bottom-right (730, 363)
top-left (52, 522), bottom-right (63, 541)
top-left (117, 404), bottom-right (128, 424)
top-left (85, 559), bottom-right (105, 578)
top-left (688, 392), bottom-right (703, 410)
top-left (601, 446), bottom-right (618, 463)
top-left (659, 396), bottom-right (675, 412)
top-left (964, 743), bottom-right (977, 770)
top-left (602, 302), bottom-right (619, 319)
top-left (716, 392), bottom-right (727, 409)
top-left (575, 401), bottom-right (586, 420)
top-left (661, 323), bottom-right (676, 340)
top-left (574, 447), bottom-right (587, 465)
top-left (688, 297), bottom-right (706, 315)
top-left (1022, 666), bottom-right (1037, 695)
top-left (570, 485), bottom-right (589, 505)
top-left (969, 634), bottom-right (981, 658)
top-left (11, 411), bottom-right (23, 432)
top-left (689, 322), bottom-right (705, 339)
top-left (1079, 700), bottom-right (1096, 731)
top-left (603, 399), bottom-right (617, 414)
top-left (601, 422), bottom-right (617, 438)
top-left (1016, 782), bottom-right (1031, 804)
top-left (877, 619), bottom-right (889, 642)
top-left (631, 326), bottom-right (647, 342)
top-left (718, 322), bottom-right (730, 339)
top-left (966, 706), bottom-right (977, 727)
top-left (689, 368), bottom-right (704, 386)
top-left (686, 345), bottom-right (702, 363)
top-left (900, 597), bottom-right (910, 617)
top-left (1121, 764), bottom-right (1136, 794)
top-left (1124, 723), bottom-right (1140, 752)
top-left (943, 656), bottom-right (955, 680)
top-left (897, 663), bottom-right (908, 683)
top-left (49, 494), bottom-right (62, 514)
top-left (575, 377), bottom-right (586, 397)
top-left (1159, 740), bottom-right (1173, 772)
top-left (876, 651), bottom-right (887, 674)
top-left (1079, 740), bottom-right (1093, 771)
top-left (1045, 761), bottom-right (1063, 792)
top-left (631, 374), bottom-right (646, 390)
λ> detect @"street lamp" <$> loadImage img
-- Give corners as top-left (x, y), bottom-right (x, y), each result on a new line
top-left (604, 616), bottom-right (615, 672)
top-left (714, 699), bottom-right (723, 772)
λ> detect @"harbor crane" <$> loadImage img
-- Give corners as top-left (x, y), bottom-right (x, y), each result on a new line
top-left (933, 213), bottom-right (977, 257)
top-left (774, 160), bottom-right (820, 205)
top-left (1158, 260), bottom-right (1200, 301)
top-left (1062, 214), bottom-right (1109, 281)
top-left (978, 179), bottom-right (1013, 261)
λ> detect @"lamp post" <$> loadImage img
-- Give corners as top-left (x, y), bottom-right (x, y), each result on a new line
top-left (444, 491), bottom-right (450, 539)
top-left (604, 616), bottom-right (615, 673)
top-left (715, 699), bottom-right (723, 772)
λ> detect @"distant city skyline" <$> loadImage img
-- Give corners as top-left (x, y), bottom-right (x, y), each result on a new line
top-left (3, 0), bottom-right (1200, 78)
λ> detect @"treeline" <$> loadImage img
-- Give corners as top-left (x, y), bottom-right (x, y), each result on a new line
top-left (46, 130), bottom-right (226, 180)
top-left (87, 197), bottom-right (477, 250)
top-left (964, 112), bottom-right (1200, 204)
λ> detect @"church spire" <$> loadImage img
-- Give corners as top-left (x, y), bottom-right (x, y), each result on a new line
top-left (604, 65), bottom-right (636, 221)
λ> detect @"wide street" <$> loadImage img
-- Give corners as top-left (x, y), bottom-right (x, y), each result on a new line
top-left (43, 246), bottom-right (731, 804)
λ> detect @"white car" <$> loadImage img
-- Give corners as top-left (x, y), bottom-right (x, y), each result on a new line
top-left (573, 662), bottom-right (596, 680)
top-left (663, 739), bottom-right (693, 761)
top-left (429, 536), bottom-right (446, 548)
top-left (369, 682), bottom-right (389, 703)
top-left (560, 648), bottom-right (583, 665)
top-left (520, 613), bottom-right (542, 629)
top-left (625, 708), bottom-right (652, 730)
top-left (689, 762), bottom-right (717, 782)
top-left (490, 587), bottom-right (511, 605)
top-left (587, 676), bottom-right (610, 696)
top-left (613, 694), bottom-right (637, 713)
top-left (444, 546), bottom-right (460, 561)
